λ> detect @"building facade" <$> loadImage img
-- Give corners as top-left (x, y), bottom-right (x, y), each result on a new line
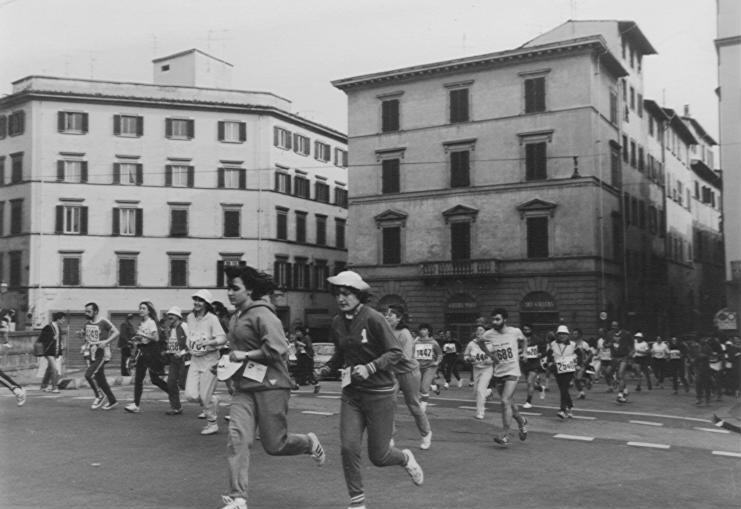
top-left (333, 20), bottom-right (722, 339)
top-left (0, 49), bottom-right (348, 361)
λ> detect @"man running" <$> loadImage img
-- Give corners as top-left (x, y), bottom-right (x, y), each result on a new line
top-left (606, 321), bottom-right (633, 403)
top-left (520, 323), bottom-right (546, 409)
top-left (483, 308), bottom-right (528, 446)
top-left (82, 302), bottom-right (119, 410)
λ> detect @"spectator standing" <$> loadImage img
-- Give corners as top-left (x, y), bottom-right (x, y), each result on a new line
top-left (39, 312), bottom-right (67, 392)
top-left (118, 313), bottom-right (136, 376)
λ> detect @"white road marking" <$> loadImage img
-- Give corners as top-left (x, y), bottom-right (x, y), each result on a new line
top-left (627, 442), bottom-right (670, 450)
top-left (712, 451), bottom-right (741, 458)
top-left (519, 411), bottom-right (542, 416)
top-left (553, 434), bottom-right (594, 442)
top-left (316, 395), bottom-right (340, 399)
top-left (571, 415), bottom-right (596, 420)
top-left (629, 420), bottom-right (663, 427)
top-left (301, 410), bottom-right (334, 416)
top-left (71, 396), bottom-right (95, 400)
top-left (458, 406), bottom-right (477, 410)
top-left (694, 427), bottom-right (730, 434)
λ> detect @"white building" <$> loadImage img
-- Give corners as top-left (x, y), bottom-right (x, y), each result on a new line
top-left (0, 49), bottom-right (348, 366)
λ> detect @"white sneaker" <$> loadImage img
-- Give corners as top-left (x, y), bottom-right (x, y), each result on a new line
top-left (91, 396), bottom-right (105, 410)
top-left (124, 403), bottom-right (141, 413)
top-left (402, 449), bottom-right (424, 486)
top-left (201, 421), bottom-right (219, 435)
top-left (523, 401), bottom-right (533, 409)
top-left (13, 387), bottom-right (26, 407)
top-left (420, 401), bottom-right (428, 412)
top-left (443, 382), bottom-right (449, 389)
top-left (420, 431), bottom-right (432, 450)
top-left (457, 379), bottom-right (463, 388)
top-left (389, 437), bottom-right (395, 448)
top-left (197, 411), bottom-right (207, 419)
top-left (220, 495), bottom-right (247, 509)
top-left (307, 432), bottom-right (326, 466)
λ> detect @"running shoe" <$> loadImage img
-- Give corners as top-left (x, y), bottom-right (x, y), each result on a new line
top-left (566, 408), bottom-right (573, 419)
top-left (474, 414), bottom-right (484, 420)
top-left (124, 403), bottom-right (141, 413)
top-left (457, 379), bottom-right (463, 388)
top-left (13, 387), bottom-right (26, 407)
top-left (201, 422), bottom-right (219, 435)
top-left (523, 401), bottom-right (533, 409)
top-left (197, 411), bottom-right (207, 419)
top-left (313, 384), bottom-right (321, 394)
top-left (493, 434), bottom-right (510, 447)
top-left (91, 396), bottom-right (105, 410)
top-left (577, 391), bottom-right (586, 400)
top-left (557, 410), bottom-right (567, 420)
top-left (389, 438), bottom-right (395, 448)
top-left (307, 432), bottom-right (326, 466)
top-left (165, 408), bottom-right (183, 416)
top-left (518, 417), bottom-right (528, 441)
top-left (219, 495), bottom-right (247, 509)
top-left (41, 386), bottom-right (52, 393)
top-left (443, 382), bottom-right (449, 390)
top-left (102, 401), bottom-right (119, 411)
top-left (616, 394), bottom-right (627, 404)
top-left (420, 431), bottom-right (432, 450)
top-left (402, 449), bottom-right (424, 486)
top-left (51, 388), bottom-right (60, 394)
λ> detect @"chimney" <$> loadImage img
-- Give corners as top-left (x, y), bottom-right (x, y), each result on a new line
top-left (684, 104), bottom-right (690, 116)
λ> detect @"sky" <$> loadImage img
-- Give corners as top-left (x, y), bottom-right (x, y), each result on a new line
top-left (0, 0), bottom-right (720, 137)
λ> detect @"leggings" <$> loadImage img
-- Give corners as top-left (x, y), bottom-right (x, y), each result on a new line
top-left (133, 347), bottom-right (169, 406)
top-left (556, 372), bottom-right (574, 411)
top-left (441, 354), bottom-right (460, 383)
top-left (0, 369), bottom-right (22, 391)
top-left (85, 348), bottom-right (116, 403)
top-left (418, 365), bottom-right (438, 402)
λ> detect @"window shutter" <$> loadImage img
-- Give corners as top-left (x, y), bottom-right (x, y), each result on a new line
top-left (273, 260), bottom-right (280, 286)
top-left (55, 206), bottom-right (63, 233)
top-left (18, 110), bottom-right (25, 134)
top-left (285, 262), bottom-right (293, 288)
top-left (113, 163), bottom-right (121, 184)
top-left (187, 119), bottom-right (195, 139)
top-left (274, 172), bottom-right (279, 190)
top-left (136, 164), bottom-right (143, 185)
top-left (239, 122), bottom-right (246, 142)
top-left (112, 208), bottom-right (120, 235)
top-left (80, 207), bottom-right (88, 235)
top-left (0, 115), bottom-right (6, 138)
top-left (165, 165), bottom-right (173, 186)
top-left (216, 260), bottom-right (225, 288)
top-left (239, 169), bottom-right (246, 189)
top-left (217, 121), bottom-right (225, 141)
top-left (58, 112), bottom-right (65, 132)
top-left (293, 133), bottom-right (299, 151)
top-left (82, 113), bottom-right (89, 133)
top-left (187, 166), bottom-right (194, 188)
top-left (135, 208), bottom-right (143, 236)
top-left (136, 116), bottom-right (144, 136)
top-left (113, 115), bottom-right (121, 135)
top-left (273, 126), bottom-right (279, 146)
top-left (57, 160), bottom-right (65, 181)
top-left (286, 131), bottom-right (292, 150)
top-left (217, 167), bottom-right (225, 188)
top-left (81, 161), bottom-right (88, 182)
top-left (165, 118), bottom-right (173, 137)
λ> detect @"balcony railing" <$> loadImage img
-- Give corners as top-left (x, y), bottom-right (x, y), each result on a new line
top-left (419, 258), bottom-right (499, 278)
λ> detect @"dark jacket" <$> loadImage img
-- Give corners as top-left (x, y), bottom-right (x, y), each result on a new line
top-left (38, 323), bottom-right (62, 357)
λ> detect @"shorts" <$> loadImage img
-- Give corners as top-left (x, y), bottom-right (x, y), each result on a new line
top-left (522, 360), bottom-right (542, 374)
top-left (491, 375), bottom-right (519, 385)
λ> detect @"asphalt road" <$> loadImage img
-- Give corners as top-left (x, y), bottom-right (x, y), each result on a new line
top-left (1, 378), bottom-right (740, 509)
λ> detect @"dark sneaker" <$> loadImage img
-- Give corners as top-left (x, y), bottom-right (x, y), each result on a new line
top-left (557, 410), bottom-right (567, 420)
top-left (518, 417), bottom-right (528, 441)
top-left (91, 396), bottom-right (105, 410)
top-left (102, 401), bottom-right (119, 411)
top-left (165, 408), bottom-right (183, 416)
top-left (493, 434), bottom-right (510, 447)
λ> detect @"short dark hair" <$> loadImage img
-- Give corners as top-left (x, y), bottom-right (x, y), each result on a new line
top-left (225, 264), bottom-right (276, 300)
top-left (51, 312), bottom-right (66, 321)
top-left (85, 302), bottom-right (99, 313)
top-left (418, 323), bottom-right (432, 332)
top-left (491, 307), bottom-right (508, 319)
top-left (387, 304), bottom-right (408, 330)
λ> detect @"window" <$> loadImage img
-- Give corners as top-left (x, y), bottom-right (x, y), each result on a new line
top-left (609, 90), bottom-right (618, 124)
top-left (334, 148), bottom-right (348, 168)
top-left (639, 201), bottom-right (646, 229)
top-left (112, 207), bottom-right (142, 236)
top-left (0, 201), bottom-right (4, 236)
top-left (275, 171), bottom-right (291, 194)
top-left (274, 127), bottom-right (292, 149)
top-left (117, 254), bottom-right (137, 287)
top-left (295, 211), bottom-right (307, 243)
top-left (169, 207), bottom-right (189, 237)
top-left (165, 164), bottom-right (194, 187)
top-left (624, 193), bottom-right (631, 226)
top-left (450, 150), bottom-right (470, 188)
top-left (57, 111), bottom-right (88, 134)
top-left (293, 258), bottom-right (310, 290)
top-left (55, 204), bottom-right (87, 235)
top-left (218, 121), bottom-right (246, 143)
top-left (630, 140), bottom-right (636, 168)
top-left (276, 207), bottom-right (288, 240)
top-left (273, 257), bottom-right (291, 288)
top-left (313, 261), bottom-right (329, 291)
top-left (10, 153), bottom-right (23, 183)
top-left (382, 159), bottom-right (400, 194)
top-left (218, 167), bottom-right (246, 189)
top-left (114, 162), bottom-right (143, 185)
top-left (629, 87), bottom-right (635, 111)
top-left (335, 218), bottom-right (346, 249)
top-left (524, 77), bottom-right (546, 113)
top-left (56, 160), bottom-right (88, 183)
top-left (638, 146), bottom-right (644, 172)
top-left (637, 94), bottom-right (643, 118)
top-left (315, 141), bottom-right (331, 162)
top-left (0, 115), bottom-right (6, 139)
top-left (113, 114), bottom-right (143, 137)
top-left (294, 175), bottom-right (310, 199)
top-left (334, 261), bottom-right (347, 275)
top-left (334, 187), bottom-right (348, 208)
top-left (8, 251), bottom-right (21, 287)
top-left (316, 215), bottom-right (327, 246)
top-left (61, 254), bottom-right (81, 286)
top-left (223, 208), bottom-right (241, 238)
top-left (216, 257), bottom-right (244, 287)
top-left (165, 118), bottom-right (194, 139)
top-left (169, 255), bottom-right (189, 287)
top-left (381, 99), bottom-right (400, 132)
top-left (315, 181), bottom-right (330, 203)
top-left (382, 226), bottom-right (401, 264)
top-left (8, 110), bottom-right (25, 136)
top-left (450, 221), bottom-right (471, 260)
top-left (0, 157), bottom-right (5, 186)
top-left (526, 217), bottom-right (549, 258)
top-left (449, 88), bottom-right (469, 123)
top-left (10, 199), bottom-right (22, 234)
top-left (525, 142), bottom-right (547, 181)
top-left (610, 145), bottom-right (621, 188)
top-left (293, 134), bottom-right (310, 156)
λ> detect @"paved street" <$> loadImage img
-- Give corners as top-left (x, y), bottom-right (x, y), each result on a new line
top-left (2, 375), bottom-right (740, 509)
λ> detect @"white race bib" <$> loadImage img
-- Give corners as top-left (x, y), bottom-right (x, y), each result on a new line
top-left (242, 361), bottom-right (267, 382)
top-left (556, 354), bottom-right (577, 374)
top-left (340, 367), bottom-right (352, 388)
top-left (414, 344), bottom-right (434, 361)
top-left (525, 346), bottom-right (539, 359)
